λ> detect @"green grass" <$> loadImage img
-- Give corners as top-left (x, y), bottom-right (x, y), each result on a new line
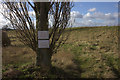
top-left (2, 26), bottom-right (120, 78)
top-left (59, 26), bottom-right (119, 78)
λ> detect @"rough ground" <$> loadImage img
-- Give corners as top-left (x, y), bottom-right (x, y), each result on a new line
top-left (2, 26), bottom-right (120, 78)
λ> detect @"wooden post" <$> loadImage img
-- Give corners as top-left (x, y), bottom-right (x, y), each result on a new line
top-left (36, 2), bottom-right (51, 69)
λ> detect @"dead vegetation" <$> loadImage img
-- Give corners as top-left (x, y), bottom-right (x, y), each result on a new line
top-left (2, 26), bottom-right (119, 78)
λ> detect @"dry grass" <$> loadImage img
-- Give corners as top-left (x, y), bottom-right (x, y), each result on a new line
top-left (51, 26), bottom-right (119, 78)
top-left (52, 50), bottom-right (75, 69)
top-left (2, 46), bottom-right (35, 66)
top-left (2, 26), bottom-right (120, 78)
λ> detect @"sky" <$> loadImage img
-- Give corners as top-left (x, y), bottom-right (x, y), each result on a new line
top-left (70, 2), bottom-right (118, 27)
top-left (0, 2), bottom-right (119, 28)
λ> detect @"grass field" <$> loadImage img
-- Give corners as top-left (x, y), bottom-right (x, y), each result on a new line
top-left (2, 26), bottom-right (120, 78)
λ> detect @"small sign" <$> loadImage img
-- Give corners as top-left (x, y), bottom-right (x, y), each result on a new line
top-left (38, 40), bottom-right (49, 48)
top-left (38, 31), bottom-right (49, 39)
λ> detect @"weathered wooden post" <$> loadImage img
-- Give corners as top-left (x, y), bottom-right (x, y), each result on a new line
top-left (36, 2), bottom-right (51, 69)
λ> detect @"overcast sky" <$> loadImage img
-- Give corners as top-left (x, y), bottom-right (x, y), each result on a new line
top-left (0, 2), bottom-right (119, 28)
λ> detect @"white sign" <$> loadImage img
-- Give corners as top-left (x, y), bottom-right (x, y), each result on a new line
top-left (38, 31), bottom-right (49, 39)
top-left (38, 40), bottom-right (49, 48)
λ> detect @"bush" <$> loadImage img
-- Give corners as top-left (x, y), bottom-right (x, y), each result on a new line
top-left (2, 31), bottom-right (11, 47)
